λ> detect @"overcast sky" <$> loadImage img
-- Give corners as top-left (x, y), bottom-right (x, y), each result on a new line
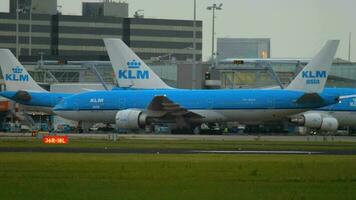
top-left (0, 0), bottom-right (355, 61)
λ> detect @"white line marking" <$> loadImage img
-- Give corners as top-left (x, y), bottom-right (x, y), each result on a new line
top-left (191, 150), bottom-right (321, 154)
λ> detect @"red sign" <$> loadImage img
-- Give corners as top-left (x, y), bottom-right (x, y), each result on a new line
top-left (43, 136), bottom-right (69, 144)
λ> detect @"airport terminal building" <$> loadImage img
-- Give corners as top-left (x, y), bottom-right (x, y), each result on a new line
top-left (1, 0), bottom-right (203, 62)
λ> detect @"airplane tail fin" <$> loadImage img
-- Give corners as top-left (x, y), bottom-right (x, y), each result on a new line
top-left (0, 49), bottom-right (47, 92)
top-left (286, 40), bottom-right (339, 93)
top-left (104, 38), bottom-right (172, 89)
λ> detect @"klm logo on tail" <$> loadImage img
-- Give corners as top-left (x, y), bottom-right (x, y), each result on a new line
top-left (302, 70), bottom-right (327, 78)
top-left (5, 66), bottom-right (29, 82)
top-left (118, 60), bottom-right (149, 80)
top-left (302, 70), bottom-right (327, 85)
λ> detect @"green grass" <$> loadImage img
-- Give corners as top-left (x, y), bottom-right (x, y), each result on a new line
top-left (0, 153), bottom-right (355, 200)
top-left (1, 138), bottom-right (356, 151)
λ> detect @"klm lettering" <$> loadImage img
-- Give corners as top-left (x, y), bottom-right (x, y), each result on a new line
top-left (302, 70), bottom-right (327, 85)
top-left (118, 70), bottom-right (149, 80)
top-left (302, 71), bottom-right (327, 78)
top-left (90, 98), bottom-right (104, 103)
top-left (5, 74), bottom-right (29, 82)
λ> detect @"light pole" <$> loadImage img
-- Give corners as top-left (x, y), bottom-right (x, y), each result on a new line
top-left (39, 52), bottom-right (44, 69)
top-left (192, 0), bottom-right (197, 89)
top-left (207, 3), bottom-right (222, 67)
top-left (29, 2), bottom-right (33, 56)
top-left (349, 32), bottom-right (352, 62)
top-left (15, 0), bottom-right (19, 58)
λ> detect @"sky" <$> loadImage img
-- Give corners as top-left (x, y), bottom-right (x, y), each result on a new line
top-left (0, 0), bottom-right (355, 61)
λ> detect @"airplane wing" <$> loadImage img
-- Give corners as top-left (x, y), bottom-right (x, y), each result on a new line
top-left (146, 96), bottom-right (204, 119)
top-left (295, 93), bottom-right (325, 104)
top-left (14, 90), bottom-right (32, 101)
top-left (338, 94), bottom-right (356, 100)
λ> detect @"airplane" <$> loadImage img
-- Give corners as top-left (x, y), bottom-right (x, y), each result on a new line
top-left (0, 49), bottom-right (71, 114)
top-left (290, 89), bottom-right (356, 132)
top-left (107, 38), bottom-right (356, 132)
top-left (219, 56), bottom-right (356, 132)
top-left (52, 39), bottom-right (345, 133)
top-left (0, 46), bottom-right (149, 115)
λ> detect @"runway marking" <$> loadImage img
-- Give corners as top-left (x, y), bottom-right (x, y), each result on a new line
top-left (190, 150), bottom-right (321, 154)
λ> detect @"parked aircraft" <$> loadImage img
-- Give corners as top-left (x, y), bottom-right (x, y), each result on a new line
top-left (53, 39), bottom-right (343, 133)
top-left (0, 48), bottom-right (133, 114)
top-left (220, 56), bottom-right (356, 132)
top-left (108, 38), bottom-right (356, 132)
top-left (290, 89), bottom-right (356, 131)
top-left (0, 49), bottom-right (71, 114)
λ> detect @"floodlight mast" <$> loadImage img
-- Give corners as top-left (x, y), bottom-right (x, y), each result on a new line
top-left (207, 3), bottom-right (223, 67)
top-left (15, 0), bottom-right (19, 58)
top-left (192, 0), bottom-right (197, 88)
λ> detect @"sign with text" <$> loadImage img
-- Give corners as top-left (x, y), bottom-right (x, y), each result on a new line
top-left (43, 136), bottom-right (69, 144)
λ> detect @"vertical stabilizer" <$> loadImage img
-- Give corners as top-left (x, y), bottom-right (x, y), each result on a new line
top-left (286, 40), bottom-right (339, 93)
top-left (0, 49), bottom-right (47, 92)
top-left (104, 38), bottom-right (173, 89)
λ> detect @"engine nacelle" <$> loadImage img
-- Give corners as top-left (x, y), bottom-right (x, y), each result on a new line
top-left (291, 113), bottom-right (338, 131)
top-left (115, 109), bottom-right (147, 129)
top-left (320, 117), bottom-right (338, 131)
top-left (303, 113), bottom-right (323, 128)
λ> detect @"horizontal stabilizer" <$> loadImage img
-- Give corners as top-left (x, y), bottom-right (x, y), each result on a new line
top-left (338, 94), bottom-right (356, 100)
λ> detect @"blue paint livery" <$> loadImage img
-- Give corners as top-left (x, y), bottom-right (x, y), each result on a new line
top-left (2, 88), bottom-right (355, 114)
top-left (0, 91), bottom-right (70, 108)
top-left (53, 88), bottom-right (342, 112)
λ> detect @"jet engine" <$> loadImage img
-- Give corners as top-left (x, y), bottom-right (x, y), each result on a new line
top-left (291, 113), bottom-right (338, 131)
top-left (115, 109), bottom-right (147, 129)
top-left (319, 117), bottom-right (338, 132)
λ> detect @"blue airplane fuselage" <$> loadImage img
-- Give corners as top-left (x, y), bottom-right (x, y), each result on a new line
top-left (1, 88), bottom-right (355, 125)
top-left (51, 88), bottom-right (342, 123)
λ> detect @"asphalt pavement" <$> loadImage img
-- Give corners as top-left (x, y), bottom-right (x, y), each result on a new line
top-left (0, 146), bottom-right (356, 155)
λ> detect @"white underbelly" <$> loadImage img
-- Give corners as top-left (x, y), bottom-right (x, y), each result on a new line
top-left (55, 109), bottom-right (308, 124)
top-left (191, 109), bottom-right (307, 123)
top-left (54, 110), bottom-right (117, 123)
